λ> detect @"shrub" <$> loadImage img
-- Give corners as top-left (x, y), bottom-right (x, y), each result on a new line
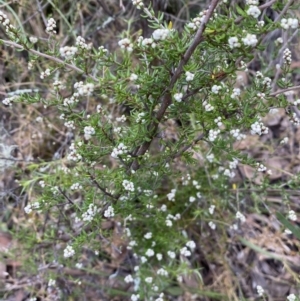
top-left (1, 0), bottom-right (300, 300)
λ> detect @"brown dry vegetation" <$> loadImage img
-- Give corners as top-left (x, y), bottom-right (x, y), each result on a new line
top-left (0, 0), bottom-right (300, 300)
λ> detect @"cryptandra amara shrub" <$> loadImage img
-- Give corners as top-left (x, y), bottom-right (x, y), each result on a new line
top-left (1, 0), bottom-right (300, 300)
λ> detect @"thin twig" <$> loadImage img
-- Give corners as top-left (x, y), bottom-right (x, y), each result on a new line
top-left (1, 40), bottom-right (98, 82)
top-left (270, 85), bottom-right (300, 96)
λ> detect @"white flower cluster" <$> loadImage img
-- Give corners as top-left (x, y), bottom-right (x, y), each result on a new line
top-left (63, 94), bottom-right (79, 106)
top-left (0, 11), bottom-right (14, 32)
top-left (287, 294), bottom-right (296, 301)
top-left (242, 33), bottom-right (258, 47)
top-left (174, 92), bottom-right (183, 102)
top-left (157, 268), bottom-right (168, 277)
top-left (230, 129), bottom-right (246, 141)
top-left (64, 120), bottom-right (75, 129)
top-left (180, 246), bottom-right (191, 257)
top-left (67, 142), bottom-right (82, 162)
top-left (122, 180), bottom-right (135, 191)
top-left (209, 221), bottom-right (216, 230)
top-left (214, 116), bottom-right (223, 127)
top-left (40, 68), bottom-right (50, 79)
top-left (74, 81), bottom-right (94, 96)
top-left (208, 129), bottom-right (220, 142)
top-left (53, 80), bottom-right (64, 90)
top-left (118, 38), bottom-right (133, 52)
top-left (186, 240), bottom-right (196, 250)
top-left (70, 182), bottom-right (82, 190)
top-left (281, 18), bottom-right (298, 30)
top-left (228, 37), bottom-right (241, 49)
top-left (104, 205), bottom-right (115, 218)
top-left (136, 112), bottom-right (146, 123)
top-left (111, 143), bottom-right (128, 158)
top-left (138, 36), bottom-right (156, 48)
top-left (290, 112), bottom-right (300, 126)
top-left (132, 0), bottom-right (144, 9)
top-left (130, 73), bottom-right (138, 81)
top-left (236, 211), bottom-right (246, 223)
top-left (2, 96), bottom-right (17, 106)
top-left (46, 18), bottom-right (56, 34)
top-left (203, 100), bottom-right (214, 111)
top-left (131, 294), bottom-right (139, 301)
top-left (246, 5), bottom-right (261, 18)
top-left (84, 126), bottom-right (95, 140)
top-left (166, 213), bottom-right (180, 227)
top-left (59, 46), bottom-right (78, 59)
top-left (82, 204), bottom-right (98, 222)
top-left (167, 188), bottom-right (176, 201)
top-left (116, 115), bottom-right (126, 122)
top-left (231, 88), bottom-right (241, 99)
top-left (283, 48), bottom-right (292, 65)
top-left (152, 28), bottom-right (171, 41)
top-left (250, 120), bottom-right (268, 135)
top-left (256, 285), bottom-right (264, 296)
top-left (24, 201), bottom-right (40, 214)
top-left (186, 10), bottom-right (207, 30)
top-left (124, 274), bottom-right (134, 283)
top-left (64, 245), bottom-right (75, 258)
top-left (256, 163), bottom-right (266, 172)
top-left (76, 36), bottom-right (91, 50)
top-left (208, 205), bottom-right (215, 215)
top-left (185, 71), bottom-right (194, 82)
top-left (211, 85), bottom-right (222, 94)
top-left (288, 210), bottom-right (297, 221)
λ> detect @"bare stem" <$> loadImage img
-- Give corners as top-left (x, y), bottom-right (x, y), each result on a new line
top-left (1, 39), bottom-right (98, 82)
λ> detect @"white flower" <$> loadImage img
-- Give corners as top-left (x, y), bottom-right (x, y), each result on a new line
top-left (256, 285), bottom-right (264, 296)
top-left (228, 37), bottom-right (240, 49)
top-left (208, 221), bottom-right (216, 230)
top-left (283, 48), bottom-right (292, 65)
top-left (174, 92), bottom-right (183, 102)
top-left (206, 153), bottom-right (214, 162)
top-left (246, 5), bottom-right (261, 18)
top-left (186, 240), bottom-right (196, 250)
top-left (167, 251), bottom-right (176, 259)
top-left (281, 18), bottom-right (298, 30)
top-left (145, 248), bottom-right (155, 257)
top-left (48, 279), bottom-right (56, 286)
top-left (122, 180), bottom-right (135, 192)
top-left (124, 274), bottom-right (134, 283)
top-left (76, 36), bottom-right (90, 50)
top-left (111, 143), bottom-right (128, 158)
top-left (130, 73), bottom-right (138, 81)
top-left (156, 253), bottom-right (163, 261)
top-left (144, 232), bottom-right (152, 239)
top-left (185, 71), bottom-right (194, 82)
top-left (251, 121), bottom-right (268, 135)
top-left (167, 189), bottom-right (176, 201)
top-left (131, 294), bottom-right (140, 301)
top-left (288, 210), bottom-right (297, 221)
top-left (231, 88), bottom-right (241, 99)
top-left (64, 245), bottom-right (75, 258)
top-left (242, 33), bottom-right (258, 47)
top-left (60, 46), bottom-right (78, 59)
top-left (287, 294), bottom-right (296, 301)
top-left (157, 268), bottom-right (168, 276)
top-left (236, 211), bottom-right (246, 223)
top-left (132, 0), bottom-right (144, 9)
top-left (189, 196), bottom-right (196, 203)
top-left (118, 38), bottom-right (133, 52)
top-left (180, 246), bottom-right (191, 257)
top-left (84, 126), bottom-right (95, 140)
top-left (46, 18), bottom-right (56, 34)
top-left (208, 129), bottom-right (220, 142)
top-left (29, 36), bottom-right (38, 44)
top-left (208, 205), bottom-right (215, 215)
top-left (104, 206), bottom-right (115, 218)
top-left (152, 28), bottom-right (171, 41)
top-left (145, 277), bottom-right (153, 283)
top-left (211, 85), bottom-right (222, 94)
top-left (75, 263), bottom-right (83, 269)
